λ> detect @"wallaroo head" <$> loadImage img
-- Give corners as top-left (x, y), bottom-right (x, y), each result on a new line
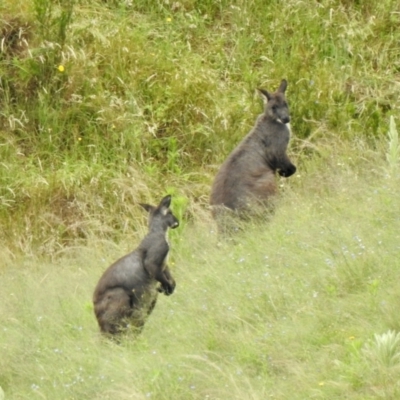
top-left (140, 194), bottom-right (179, 231)
top-left (259, 79), bottom-right (290, 124)
top-left (210, 79), bottom-right (296, 228)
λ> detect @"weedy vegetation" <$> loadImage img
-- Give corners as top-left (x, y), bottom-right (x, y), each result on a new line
top-left (1, 0), bottom-right (400, 399)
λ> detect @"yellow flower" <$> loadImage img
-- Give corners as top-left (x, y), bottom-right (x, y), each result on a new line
top-left (318, 382), bottom-right (325, 386)
top-left (348, 336), bottom-right (355, 340)
top-left (57, 65), bottom-right (65, 72)
top-left (166, 17), bottom-right (172, 22)
top-left (78, 137), bottom-right (82, 141)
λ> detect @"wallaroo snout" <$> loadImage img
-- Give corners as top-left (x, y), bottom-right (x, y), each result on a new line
top-left (210, 79), bottom-right (296, 223)
top-left (93, 194), bottom-right (179, 336)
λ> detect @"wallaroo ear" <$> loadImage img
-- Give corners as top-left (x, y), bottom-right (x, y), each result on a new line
top-left (139, 203), bottom-right (155, 213)
top-left (258, 88), bottom-right (272, 102)
top-left (278, 79), bottom-right (288, 93)
top-left (158, 194), bottom-right (172, 209)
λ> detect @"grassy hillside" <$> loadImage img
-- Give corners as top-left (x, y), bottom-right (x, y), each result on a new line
top-left (1, 142), bottom-right (400, 399)
top-left (1, 0), bottom-right (400, 398)
top-left (1, 0), bottom-right (400, 253)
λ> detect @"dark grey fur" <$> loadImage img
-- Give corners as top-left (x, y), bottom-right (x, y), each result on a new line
top-left (210, 79), bottom-right (296, 218)
top-left (93, 195), bottom-right (179, 335)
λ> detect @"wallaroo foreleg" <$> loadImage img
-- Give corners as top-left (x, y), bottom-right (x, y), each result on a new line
top-left (143, 246), bottom-right (176, 295)
top-left (155, 266), bottom-right (176, 295)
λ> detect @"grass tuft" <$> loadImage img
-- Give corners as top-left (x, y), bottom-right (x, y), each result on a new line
top-left (362, 330), bottom-right (400, 368)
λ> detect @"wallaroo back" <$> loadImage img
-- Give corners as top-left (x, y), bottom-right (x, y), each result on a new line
top-left (93, 195), bottom-right (179, 336)
top-left (210, 79), bottom-right (296, 223)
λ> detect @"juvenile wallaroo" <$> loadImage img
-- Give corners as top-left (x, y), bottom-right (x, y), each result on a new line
top-left (210, 79), bottom-right (296, 225)
top-left (93, 194), bottom-right (179, 336)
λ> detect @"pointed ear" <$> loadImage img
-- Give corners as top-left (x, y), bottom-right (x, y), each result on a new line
top-left (278, 79), bottom-right (287, 93)
top-left (139, 203), bottom-right (155, 213)
top-left (258, 88), bottom-right (272, 102)
top-left (158, 194), bottom-right (172, 210)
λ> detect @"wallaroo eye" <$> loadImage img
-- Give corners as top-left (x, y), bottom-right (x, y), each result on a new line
top-left (272, 105), bottom-right (277, 111)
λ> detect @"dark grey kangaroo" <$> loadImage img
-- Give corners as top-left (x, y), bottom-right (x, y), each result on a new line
top-left (93, 195), bottom-right (179, 335)
top-left (210, 79), bottom-right (296, 222)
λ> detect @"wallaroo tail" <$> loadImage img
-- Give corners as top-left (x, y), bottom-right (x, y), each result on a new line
top-left (93, 194), bottom-right (179, 336)
top-left (210, 79), bottom-right (296, 226)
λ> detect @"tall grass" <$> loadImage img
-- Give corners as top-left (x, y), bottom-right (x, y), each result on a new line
top-left (1, 143), bottom-right (400, 399)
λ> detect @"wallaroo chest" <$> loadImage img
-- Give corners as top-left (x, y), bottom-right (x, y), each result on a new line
top-left (210, 79), bottom-right (296, 225)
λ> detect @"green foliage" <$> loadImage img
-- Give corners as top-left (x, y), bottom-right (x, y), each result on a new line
top-left (33, 0), bottom-right (74, 45)
top-left (2, 0), bottom-right (400, 170)
top-left (0, 0), bottom-right (399, 254)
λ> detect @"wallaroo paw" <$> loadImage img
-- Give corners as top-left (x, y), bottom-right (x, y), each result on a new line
top-left (160, 280), bottom-right (176, 296)
top-left (157, 284), bottom-right (173, 295)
